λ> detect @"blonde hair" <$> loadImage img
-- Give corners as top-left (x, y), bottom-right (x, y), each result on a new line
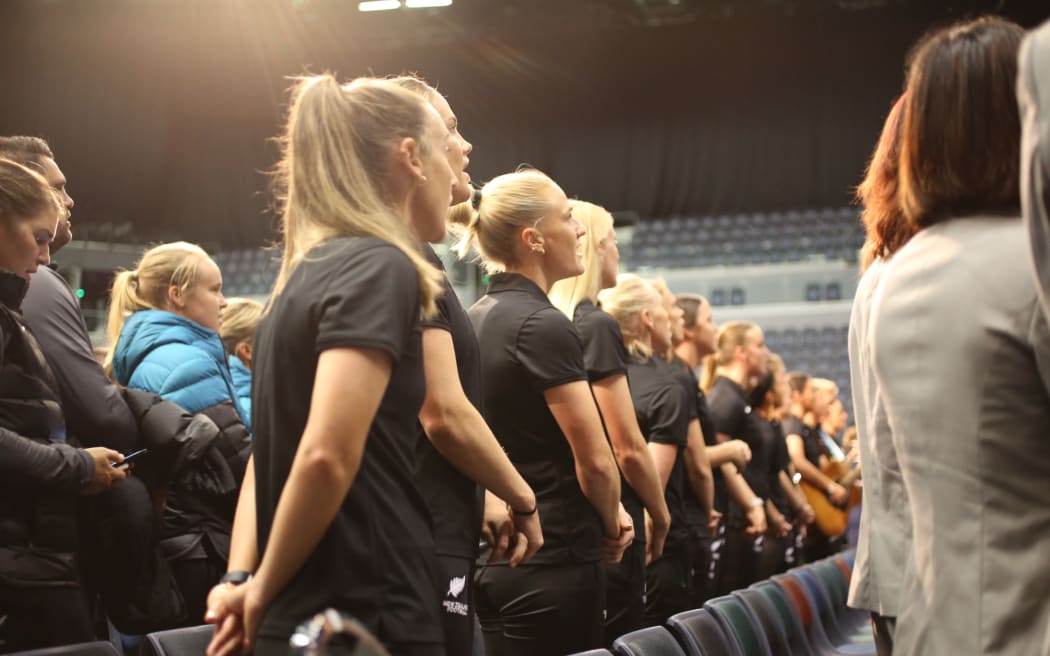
top-left (0, 158), bottom-right (60, 227)
top-left (700, 319), bottom-right (759, 392)
top-left (270, 74), bottom-right (442, 317)
top-left (597, 274), bottom-right (660, 358)
top-left (104, 241), bottom-right (211, 373)
top-left (548, 200), bottom-right (615, 318)
top-left (811, 377), bottom-right (839, 398)
top-left (453, 169), bottom-right (561, 273)
top-left (221, 297), bottom-right (264, 354)
top-left (389, 74), bottom-right (476, 233)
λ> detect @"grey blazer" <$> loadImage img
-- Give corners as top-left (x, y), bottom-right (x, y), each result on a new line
top-left (847, 257), bottom-right (911, 618)
top-left (870, 217), bottom-right (1050, 655)
top-left (1020, 20), bottom-right (1050, 321)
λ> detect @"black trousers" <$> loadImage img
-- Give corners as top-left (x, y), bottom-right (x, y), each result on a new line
top-left (643, 547), bottom-right (692, 627)
top-left (687, 531), bottom-right (711, 607)
top-left (475, 560), bottom-right (605, 656)
top-left (717, 525), bottom-right (760, 596)
top-left (0, 583), bottom-right (94, 652)
top-left (436, 555), bottom-right (475, 656)
top-left (871, 613), bottom-right (895, 656)
top-left (603, 540), bottom-right (645, 646)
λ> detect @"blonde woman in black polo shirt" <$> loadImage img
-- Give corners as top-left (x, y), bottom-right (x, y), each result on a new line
top-left (462, 170), bottom-right (633, 655)
top-left (205, 75), bottom-right (457, 656)
top-left (391, 75), bottom-right (543, 656)
top-left (548, 200), bottom-right (669, 645)
top-left (599, 275), bottom-right (695, 625)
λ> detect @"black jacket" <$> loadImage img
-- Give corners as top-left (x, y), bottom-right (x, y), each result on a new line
top-left (0, 269), bottom-right (92, 586)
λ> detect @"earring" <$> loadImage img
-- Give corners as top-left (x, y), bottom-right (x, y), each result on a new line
top-left (419, 175), bottom-right (428, 184)
top-left (531, 245), bottom-right (545, 255)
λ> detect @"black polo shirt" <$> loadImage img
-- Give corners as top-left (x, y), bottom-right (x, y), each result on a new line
top-left (665, 357), bottom-right (730, 525)
top-left (252, 237), bottom-right (443, 645)
top-left (415, 244), bottom-right (484, 560)
top-left (628, 356), bottom-right (691, 554)
top-left (573, 299), bottom-right (644, 546)
top-left (782, 415), bottom-right (824, 468)
top-left (707, 376), bottom-right (774, 502)
top-left (468, 272), bottom-right (602, 565)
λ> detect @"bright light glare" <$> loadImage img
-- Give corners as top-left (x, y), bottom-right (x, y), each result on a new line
top-left (358, 0), bottom-right (401, 11)
top-left (405, 0), bottom-right (452, 7)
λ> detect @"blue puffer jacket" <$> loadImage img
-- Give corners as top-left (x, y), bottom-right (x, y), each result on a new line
top-left (113, 310), bottom-right (242, 420)
top-left (228, 354), bottom-right (252, 431)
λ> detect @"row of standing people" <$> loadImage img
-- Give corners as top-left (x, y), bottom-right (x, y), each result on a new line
top-left (0, 75), bottom-right (856, 656)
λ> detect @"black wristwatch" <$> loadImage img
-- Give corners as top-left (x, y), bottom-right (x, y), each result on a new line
top-left (219, 570), bottom-right (252, 585)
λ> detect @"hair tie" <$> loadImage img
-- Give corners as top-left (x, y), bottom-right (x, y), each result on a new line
top-left (471, 188), bottom-right (482, 210)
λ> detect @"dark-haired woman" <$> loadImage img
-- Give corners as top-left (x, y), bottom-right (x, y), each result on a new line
top-left (871, 16), bottom-right (1050, 654)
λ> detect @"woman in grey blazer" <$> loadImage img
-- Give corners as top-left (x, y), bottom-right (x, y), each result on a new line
top-left (846, 92), bottom-right (916, 656)
top-left (870, 16), bottom-right (1050, 656)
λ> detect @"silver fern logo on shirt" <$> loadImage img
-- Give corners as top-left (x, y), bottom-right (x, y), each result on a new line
top-left (443, 576), bottom-right (468, 616)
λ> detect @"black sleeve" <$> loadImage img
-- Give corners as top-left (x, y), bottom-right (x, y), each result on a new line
top-left (516, 308), bottom-right (589, 391)
top-left (316, 242), bottom-right (420, 363)
top-left (646, 382), bottom-right (691, 447)
top-left (707, 387), bottom-right (744, 439)
top-left (671, 368), bottom-right (700, 421)
top-left (696, 392), bottom-right (719, 446)
top-left (0, 426), bottom-right (94, 493)
top-left (21, 270), bottom-right (138, 452)
top-left (577, 311), bottom-right (628, 382)
top-left (420, 245), bottom-right (452, 333)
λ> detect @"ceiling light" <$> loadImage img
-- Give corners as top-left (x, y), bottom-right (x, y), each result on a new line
top-left (358, 0), bottom-right (400, 11)
top-left (405, 0), bottom-right (452, 7)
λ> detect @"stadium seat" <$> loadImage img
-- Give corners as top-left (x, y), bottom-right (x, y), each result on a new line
top-left (667, 608), bottom-right (743, 656)
top-left (612, 626), bottom-right (688, 656)
top-left (142, 625), bottom-right (214, 656)
top-left (733, 588), bottom-right (793, 655)
top-left (704, 595), bottom-right (772, 656)
top-left (751, 580), bottom-right (819, 656)
top-left (5, 642), bottom-right (121, 656)
top-left (566, 650), bottom-right (615, 656)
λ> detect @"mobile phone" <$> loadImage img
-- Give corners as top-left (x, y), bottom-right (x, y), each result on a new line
top-left (113, 448), bottom-right (148, 469)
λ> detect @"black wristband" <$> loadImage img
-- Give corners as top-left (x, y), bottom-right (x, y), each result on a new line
top-left (219, 570), bottom-right (251, 585)
top-left (511, 504), bottom-right (537, 517)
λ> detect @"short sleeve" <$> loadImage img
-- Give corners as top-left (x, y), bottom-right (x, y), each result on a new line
top-left (696, 393), bottom-right (718, 446)
top-left (577, 311), bottom-right (629, 382)
top-left (516, 308), bottom-right (588, 391)
top-left (707, 385), bottom-right (745, 439)
top-left (420, 246), bottom-right (452, 333)
top-left (647, 382), bottom-right (691, 447)
top-left (316, 242), bottom-right (420, 364)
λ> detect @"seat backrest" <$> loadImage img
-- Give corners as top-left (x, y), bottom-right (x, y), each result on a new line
top-left (774, 575), bottom-right (814, 630)
top-left (753, 581), bottom-right (816, 656)
top-left (566, 650), bottom-right (615, 656)
top-left (6, 642), bottom-right (121, 656)
top-left (612, 626), bottom-right (687, 656)
top-left (733, 589), bottom-right (792, 656)
top-left (704, 595), bottom-right (772, 656)
top-left (667, 608), bottom-right (743, 656)
top-left (143, 625), bottom-right (215, 656)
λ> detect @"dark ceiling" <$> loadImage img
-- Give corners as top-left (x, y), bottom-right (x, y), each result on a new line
top-left (1, 0), bottom-right (1046, 249)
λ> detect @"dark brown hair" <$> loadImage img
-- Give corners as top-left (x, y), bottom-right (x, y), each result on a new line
top-left (674, 292), bottom-right (708, 328)
top-left (898, 16), bottom-right (1025, 229)
top-left (0, 136), bottom-right (53, 168)
top-left (856, 95), bottom-right (917, 271)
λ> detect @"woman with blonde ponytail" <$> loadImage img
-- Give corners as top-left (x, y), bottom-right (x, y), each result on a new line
top-left (391, 75), bottom-right (542, 655)
top-left (107, 240), bottom-right (251, 624)
top-left (599, 275), bottom-right (695, 625)
top-left (206, 74), bottom-right (457, 656)
top-left (465, 170), bottom-right (632, 655)
top-left (704, 320), bottom-right (772, 594)
top-left (550, 206), bottom-right (669, 645)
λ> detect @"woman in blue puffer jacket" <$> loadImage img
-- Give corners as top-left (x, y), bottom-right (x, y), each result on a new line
top-left (105, 241), bottom-right (251, 625)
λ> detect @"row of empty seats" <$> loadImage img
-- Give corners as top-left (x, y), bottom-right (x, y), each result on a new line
top-left (571, 550), bottom-right (872, 656)
top-left (627, 207), bottom-right (865, 270)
